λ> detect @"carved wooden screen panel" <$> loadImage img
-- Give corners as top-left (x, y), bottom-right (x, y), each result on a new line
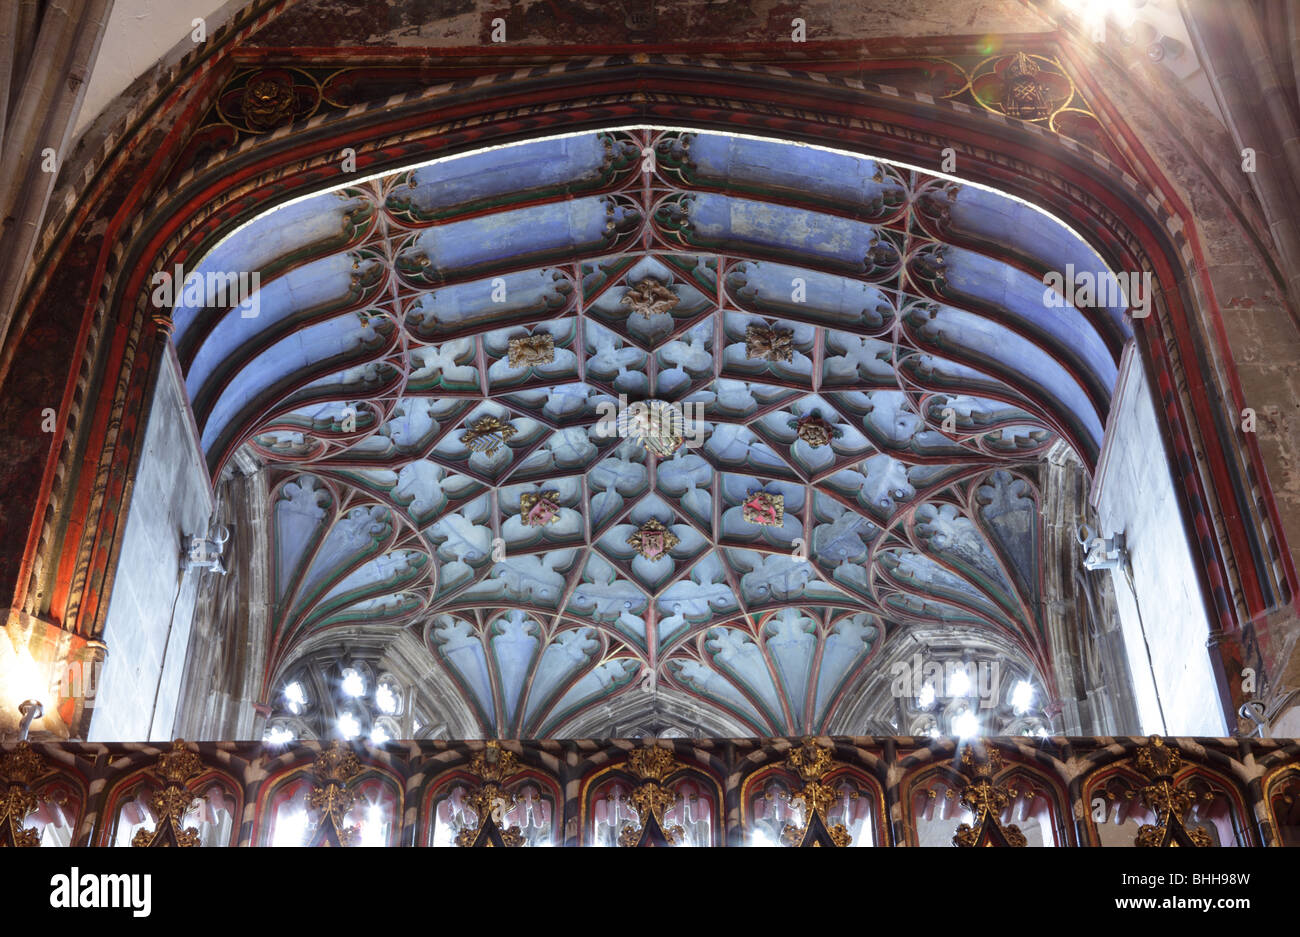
top-left (906, 770), bottom-right (971, 847)
top-left (1265, 768), bottom-right (1300, 847)
top-left (101, 766), bottom-right (240, 847)
top-left (582, 759), bottom-right (723, 847)
top-left (1083, 763), bottom-right (1250, 847)
top-left (256, 764), bottom-right (401, 846)
top-left (423, 768), bottom-right (561, 847)
top-left (26, 775), bottom-right (84, 847)
top-left (741, 763), bottom-right (881, 847)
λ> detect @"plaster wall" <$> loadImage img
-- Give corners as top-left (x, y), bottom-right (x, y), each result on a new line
top-left (87, 353), bottom-right (213, 741)
top-left (1093, 345), bottom-right (1228, 736)
top-left (74, 0), bottom-right (241, 138)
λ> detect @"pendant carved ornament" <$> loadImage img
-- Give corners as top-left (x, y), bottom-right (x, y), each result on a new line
top-left (456, 741), bottom-right (525, 847)
top-left (131, 740), bottom-right (205, 848)
top-left (790, 412), bottom-right (841, 448)
top-left (780, 738), bottom-right (855, 847)
top-left (1133, 736), bottom-right (1211, 847)
top-left (742, 490), bottom-right (784, 527)
top-left (618, 746), bottom-right (686, 847)
top-left (745, 324), bottom-right (795, 362)
top-left (520, 490), bottom-right (563, 527)
top-left (618, 399), bottom-right (687, 457)
top-left (306, 741), bottom-right (363, 847)
top-left (952, 747), bottom-right (1027, 847)
top-left (627, 519), bottom-right (678, 560)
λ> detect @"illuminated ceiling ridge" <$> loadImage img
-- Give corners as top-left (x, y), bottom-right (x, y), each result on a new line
top-left (172, 127), bottom-right (1131, 739)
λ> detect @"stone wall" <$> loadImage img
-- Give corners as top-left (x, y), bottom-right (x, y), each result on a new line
top-left (1093, 345), bottom-right (1227, 735)
top-left (87, 353), bottom-right (213, 741)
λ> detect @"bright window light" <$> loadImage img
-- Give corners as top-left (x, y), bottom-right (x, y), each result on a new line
top-left (362, 803), bottom-right (386, 847)
top-left (338, 711), bottom-right (361, 739)
top-left (370, 724), bottom-right (390, 745)
top-left (273, 809), bottom-right (308, 847)
top-left (1012, 680), bottom-right (1035, 714)
top-left (917, 682), bottom-right (936, 709)
top-left (1060, 0), bottom-right (1137, 25)
top-left (265, 725), bottom-right (294, 744)
top-left (953, 710), bottom-right (980, 739)
top-left (375, 683), bottom-right (398, 714)
top-left (750, 829), bottom-right (777, 847)
top-left (283, 681), bottom-right (307, 714)
top-left (341, 668), bottom-right (365, 698)
top-left (947, 667), bottom-right (971, 697)
top-left (927, 725), bottom-right (941, 739)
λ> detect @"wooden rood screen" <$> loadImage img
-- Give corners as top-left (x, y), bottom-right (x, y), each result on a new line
top-left (2, 735), bottom-right (1295, 847)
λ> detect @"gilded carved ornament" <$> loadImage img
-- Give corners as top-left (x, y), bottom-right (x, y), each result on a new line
top-left (305, 741), bottom-right (363, 847)
top-left (627, 519), bottom-right (679, 560)
top-left (744, 324), bottom-right (795, 362)
top-left (779, 738), bottom-right (854, 847)
top-left (951, 747), bottom-right (1027, 848)
top-left (460, 416), bottom-right (517, 457)
top-left (621, 278), bottom-right (680, 318)
top-left (790, 412), bottom-right (841, 449)
top-left (618, 746), bottom-right (686, 847)
top-left (507, 333), bottom-right (555, 368)
top-left (456, 741), bottom-right (525, 847)
top-left (0, 742), bottom-right (49, 847)
top-left (742, 490), bottom-right (784, 527)
top-left (1132, 736), bottom-right (1211, 848)
top-left (520, 490), bottom-right (563, 528)
top-left (131, 740), bottom-right (204, 848)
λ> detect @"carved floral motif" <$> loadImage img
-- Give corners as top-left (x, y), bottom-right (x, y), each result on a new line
top-left (456, 742), bottom-right (525, 847)
top-left (508, 334), bottom-right (555, 368)
top-left (621, 278), bottom-right (680, 318)
top-left (618, 745), bottom-right (686, 847)
top-left (0, 743), bottom-right (42, 847)
top-left (790, 412), bottom-right (841, 448)
top-left (745, 324), bottom-right (795, 362)
top-left (779, 739), bottom-right (854, 847)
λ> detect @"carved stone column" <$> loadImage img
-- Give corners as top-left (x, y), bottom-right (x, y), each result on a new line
top-left (1040, 442), bottom-right (1140, 735)
top-left (172, 452), bottom-right (270, 740)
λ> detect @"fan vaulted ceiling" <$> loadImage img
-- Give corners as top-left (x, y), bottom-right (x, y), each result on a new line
top-left (170, 127), bottom-right (1129, 738)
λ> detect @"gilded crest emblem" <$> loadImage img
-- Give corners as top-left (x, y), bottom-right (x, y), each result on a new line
top-left (520, 491), bottom-right (562, 527)
top-left (627, 519), bottom-right (679, 560)
top-left (742, 490), bottom-right (784, 526)
top-left (460, 416), bottom-right (517, 456)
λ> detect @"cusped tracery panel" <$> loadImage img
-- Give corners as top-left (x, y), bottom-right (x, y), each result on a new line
top-left (583, 751), bottom-right (723, 847)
